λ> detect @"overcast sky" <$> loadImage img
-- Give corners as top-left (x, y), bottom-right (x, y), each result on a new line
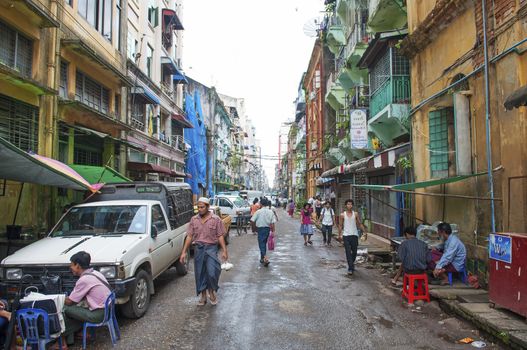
top-left (182, 0), bottom-right (325, 187)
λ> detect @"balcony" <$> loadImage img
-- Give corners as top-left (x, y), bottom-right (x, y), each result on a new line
top-left (170, 135), bottom-right (185, 151)
top-left (325, 15), bottom-right (346, 54)
top-left (370, 75), bottom-right (410, 117)
top-left (325, 73), bottom-right (346, 112)
top-left (368, 75), bottom-right (410, 146)
top-left (368, 0), bottom-right (407, 33)
top-left (335, 23), bottom-right (372, 90)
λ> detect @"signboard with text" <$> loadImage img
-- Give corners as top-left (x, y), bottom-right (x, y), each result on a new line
top-left (489, 234), bottom-right (512, 264)
top-left (350, 109), bottom-right (368, 149)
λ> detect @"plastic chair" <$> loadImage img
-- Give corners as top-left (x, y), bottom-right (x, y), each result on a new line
top-left (82, 292), bottom-right (120, 349)
top-left (448, 266), bottom-right (468, 285)
top-left (402, 273), bottom-right (430, 304)
top-left (16, 308), bottom-right (63, 350)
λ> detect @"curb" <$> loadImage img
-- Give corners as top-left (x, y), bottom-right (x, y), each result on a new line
top-left (437, 299), bottom-right (527, 349)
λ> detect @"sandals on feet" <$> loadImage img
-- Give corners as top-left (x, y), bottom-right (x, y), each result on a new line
top-left (198, 298), bottom-right (207, 306)
top-left (209, 292), bottom-right (218, 305)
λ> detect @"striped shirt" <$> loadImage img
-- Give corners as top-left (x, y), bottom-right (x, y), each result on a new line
top-left (397, 237), bottom-right (429, 272)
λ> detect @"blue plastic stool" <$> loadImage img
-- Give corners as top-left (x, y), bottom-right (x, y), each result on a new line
top-left (82, 292), bottom-right (120, 349)
top-left (16, 308), bottom-right (63, 350)
top-left (448, 267), bottom-right (468, 285)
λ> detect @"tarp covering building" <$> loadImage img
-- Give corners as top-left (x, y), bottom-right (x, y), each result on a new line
top-left (184, 91), bottom-right (209, 195)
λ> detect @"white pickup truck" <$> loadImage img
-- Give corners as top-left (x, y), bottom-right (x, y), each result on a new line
top-left (0, 182), bottom-right (194, 318)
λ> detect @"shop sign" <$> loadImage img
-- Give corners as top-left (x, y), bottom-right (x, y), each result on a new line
top-left (489, 234), bottom-right (512, 264)
top-left (350, 109), bottom-right (368, 149)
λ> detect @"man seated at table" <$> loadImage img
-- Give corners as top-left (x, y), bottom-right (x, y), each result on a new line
top-left (62, 251), bottom-right (111, 346)
top-left (430, 222), bottom-right (466, 285)
top-left (391, 226), bottom-right (430, 286)
top-left (0, 299), bottom-right (11, 346)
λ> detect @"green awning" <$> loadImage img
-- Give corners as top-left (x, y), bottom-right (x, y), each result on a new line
top-left (353, 172), bottom-right (488, 191)
top-left (69, 165), bottom-right (131, 185)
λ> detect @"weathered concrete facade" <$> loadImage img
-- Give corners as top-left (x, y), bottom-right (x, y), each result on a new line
top-left (403, 0), bottom-right (527, 281)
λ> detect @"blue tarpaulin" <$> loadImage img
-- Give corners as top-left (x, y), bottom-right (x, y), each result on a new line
top-left (184, 91), bottom-right (212, 196)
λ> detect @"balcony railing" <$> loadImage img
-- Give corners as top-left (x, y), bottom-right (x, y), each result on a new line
top-left (171, 135), bottom-right (185, 151)
top-left (369, 75), bottom-right (411, 117)
top-left (336, 22), bottom-right (373, 73)
top-left (130, 116), bottom-right (145, 131)
top-left (160, 81), bottom-right (174, 98)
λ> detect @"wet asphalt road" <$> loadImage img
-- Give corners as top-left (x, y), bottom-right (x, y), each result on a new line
top-left (85, 209), bottom-right (503, 350)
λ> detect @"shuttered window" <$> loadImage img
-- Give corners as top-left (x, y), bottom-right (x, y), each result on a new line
top-left (75, 70), bottom-right (110, 114)
top-left (59, 60), bottom-right (68, 98)
top-left (429, 108), bottom-right (452, 178)
top-left (0, 94), bottom-right (39, 152)
top-left (0, 20), bottom-right (33, 78)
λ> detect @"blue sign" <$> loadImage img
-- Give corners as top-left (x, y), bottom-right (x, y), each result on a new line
top-left (489, 234), bottom-right (512, 264)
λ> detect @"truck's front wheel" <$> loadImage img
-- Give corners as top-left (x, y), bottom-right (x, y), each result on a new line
top-left (121, 269), bottom-right (151, 318)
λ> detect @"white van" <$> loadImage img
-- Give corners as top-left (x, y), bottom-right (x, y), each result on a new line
top-left (239, 190), bottom-right (263, 203)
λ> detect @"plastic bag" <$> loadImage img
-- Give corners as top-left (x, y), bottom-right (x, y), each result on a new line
top-left (268, 231), bottom-right (275, 250)
top-left (221, 262), bottom-right (234, 271)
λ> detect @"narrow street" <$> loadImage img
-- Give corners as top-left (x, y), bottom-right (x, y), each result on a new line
top-left (86, 209), bottom-right (501, 350)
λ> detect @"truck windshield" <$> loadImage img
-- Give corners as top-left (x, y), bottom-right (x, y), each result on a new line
top-left (233, 198), bottom-right (247, 207)
top-left (51, 205), bottom-right (148, 237)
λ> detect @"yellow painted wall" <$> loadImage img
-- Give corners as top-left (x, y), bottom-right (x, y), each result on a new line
top-left (409, 3), bottom-right (527, 281)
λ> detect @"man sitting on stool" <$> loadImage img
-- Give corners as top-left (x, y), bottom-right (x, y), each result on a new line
top-left (392, 226), bottom-right (429, 286)
top-left (62, 251), bottom-right (111, 346)
top-left (430, 222), bottom-right (466, 285)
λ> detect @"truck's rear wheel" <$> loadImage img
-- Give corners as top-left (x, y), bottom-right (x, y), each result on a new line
top-left (175, 248), bottom-right (190, 276)
top-left (121, 269), bottom-right (151, 318)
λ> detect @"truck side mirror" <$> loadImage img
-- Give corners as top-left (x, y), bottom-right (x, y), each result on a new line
top-left (151, 225), bottom-right (158, 238)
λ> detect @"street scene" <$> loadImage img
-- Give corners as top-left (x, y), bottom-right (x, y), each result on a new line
top-left (0, 0), bottom-right (526, 349)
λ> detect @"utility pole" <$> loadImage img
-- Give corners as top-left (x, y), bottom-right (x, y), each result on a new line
top-left (481, 0), bottom-right (496, 233)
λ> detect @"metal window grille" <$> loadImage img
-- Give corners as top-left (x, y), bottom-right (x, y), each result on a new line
top-left (59, 60), bottom-right (68, 98)
top-left (75, 70), bottom-right (110, 113)
top-left (369, 50), bottom-right (390, 94)
top-left (392, 48), bottom-right (410, 75)
top-left (74, 148), bottom-right (102, 166)
top-left (0, 94), bottom-right (39, 152)
top-left (429, 108), bottom-right (452, 178)
top-left (0, 20), bottom-right (33, 78)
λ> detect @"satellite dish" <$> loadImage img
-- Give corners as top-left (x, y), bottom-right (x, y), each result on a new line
top-left (303, 17), bottom-right (322, 38)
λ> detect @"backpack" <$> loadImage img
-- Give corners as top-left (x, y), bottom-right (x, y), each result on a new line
top-left (321, 208), bottom-right (334, 222)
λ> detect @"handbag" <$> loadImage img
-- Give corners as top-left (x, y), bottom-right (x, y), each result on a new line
top-left (268, 231), bottom-right (275, 250)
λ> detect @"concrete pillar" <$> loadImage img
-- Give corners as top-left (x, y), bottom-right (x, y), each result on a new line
top-left (454, 93), bottom-right (472, 175)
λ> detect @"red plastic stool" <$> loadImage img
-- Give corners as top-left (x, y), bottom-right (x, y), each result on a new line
top-left (402, 273), bottom-right (430, 304)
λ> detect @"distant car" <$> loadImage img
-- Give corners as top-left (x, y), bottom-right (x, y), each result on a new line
top-left (211, 195), bottom-right (250, 224)
top-left (239, 190), bottom-right (263, 204)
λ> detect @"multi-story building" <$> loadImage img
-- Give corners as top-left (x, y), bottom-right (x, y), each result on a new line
top-left (401, 0), bottom-right (527, 280)
top-left (126, 0), bottom-right (189, 182)
top-left (0, 0), bottom-right (190, 231)
top-left (0, 1), bottom-right (60, 229)
top-left (304, 40), bottom-right (324, 199)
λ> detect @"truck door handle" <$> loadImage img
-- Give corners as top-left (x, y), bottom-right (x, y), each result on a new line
top-left (167, 238), bottom-right (172, 243)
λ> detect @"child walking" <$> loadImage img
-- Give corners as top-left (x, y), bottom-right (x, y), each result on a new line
top-left (300, 203), bottom-right (314, 246)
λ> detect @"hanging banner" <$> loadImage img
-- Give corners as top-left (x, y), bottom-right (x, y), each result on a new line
top-left (350, 109), bottom-right (368, 149)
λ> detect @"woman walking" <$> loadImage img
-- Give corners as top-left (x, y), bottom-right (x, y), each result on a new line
top-left (300, 203), bottom-right (314, 246)
top-left (287, 199), bottom-right (295, 217)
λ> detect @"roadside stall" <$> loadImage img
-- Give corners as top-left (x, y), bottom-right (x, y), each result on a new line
top-left (0, 137), bottom-right (101, 258)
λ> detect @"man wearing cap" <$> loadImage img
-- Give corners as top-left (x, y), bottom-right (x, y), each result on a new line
top-left (180, 197), bottom-right (228, 305)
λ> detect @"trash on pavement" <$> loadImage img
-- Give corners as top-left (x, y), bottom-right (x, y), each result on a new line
top-left (458, 337), bottom-right (474, 344)
top-left (357, 248), bottom-right (368, 256)
top-left (471, 340), bottom-right (487, 348)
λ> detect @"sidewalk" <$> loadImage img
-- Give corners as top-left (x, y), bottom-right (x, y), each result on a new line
top-left (430, 284), bottom-right (527, 349)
